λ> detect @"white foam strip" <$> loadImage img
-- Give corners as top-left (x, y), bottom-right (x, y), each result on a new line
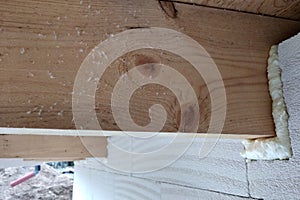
top-left (0, 127), bottom-right (269, 139)
top-left (0, 127), bottom-right (121, 137)
top-left (0, 127), bottom-right (194, 137)
top-left (241, 45), bottom-right (292, 160)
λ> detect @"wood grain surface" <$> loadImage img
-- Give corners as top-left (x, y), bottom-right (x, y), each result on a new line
top-left (0, 0), bottom-right (300, 138)
top-left (171, 0), bottom-right (300, 20)
top-left (0, 134), bottom-right (107, 159)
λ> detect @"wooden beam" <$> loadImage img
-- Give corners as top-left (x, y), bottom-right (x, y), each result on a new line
top-left (0, 133), bottom-right (107, 160)
top-left (169, 0), bottom-right (300, 20)
top-left (0, 0), bottom-right (300, 138)
top-left (0, 127), bottom-right (269, 160)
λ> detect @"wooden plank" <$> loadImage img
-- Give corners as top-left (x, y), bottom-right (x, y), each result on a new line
top-left (0, 134), bottom-right (107, 159)
top-left (170, 0), bottom-right (300, 20)
top-left (0, 0), bottom-right (299, 138)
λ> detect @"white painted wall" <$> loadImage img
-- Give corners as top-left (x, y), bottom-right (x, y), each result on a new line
top-left (73, 162), bottom-right (160, 200)
top-left (73, 155), bottom-right (253, 200)
top-left (73, 164), bottom-right (115, 200)
top-left (73, 137), bottom-right (251, 199)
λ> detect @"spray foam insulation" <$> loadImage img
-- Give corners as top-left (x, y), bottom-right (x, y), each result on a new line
top-left (241, 45), bottom-right (292, 160)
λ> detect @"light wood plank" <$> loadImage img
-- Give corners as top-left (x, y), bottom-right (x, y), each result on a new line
top-left (0, 134), bottom-right (107, 159)
top-left (0, 0), bottom-right (300, 138)
top-left (171, 0), bottom-right (300, 20)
